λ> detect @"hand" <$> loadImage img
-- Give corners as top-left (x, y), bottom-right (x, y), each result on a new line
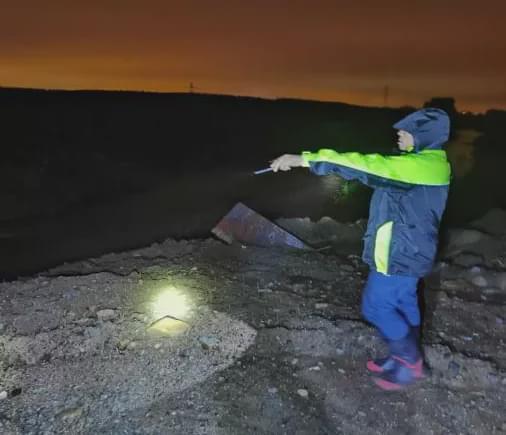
top-left (270, 154), bottom-right (304, 172)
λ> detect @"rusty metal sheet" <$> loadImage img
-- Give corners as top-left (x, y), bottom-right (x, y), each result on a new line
top-left (211, 202), bottom-right (311, 249)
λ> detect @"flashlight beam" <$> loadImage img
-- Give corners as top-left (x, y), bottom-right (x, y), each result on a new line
top-left (254, 167), bottom-right (273, 175)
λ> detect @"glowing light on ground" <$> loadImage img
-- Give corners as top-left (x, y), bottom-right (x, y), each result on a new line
top-left (150, 285), bottom-right (192, 321)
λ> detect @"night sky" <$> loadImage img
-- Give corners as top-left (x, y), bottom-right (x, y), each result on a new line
top-left (1, 0), bottom-right (505, 112)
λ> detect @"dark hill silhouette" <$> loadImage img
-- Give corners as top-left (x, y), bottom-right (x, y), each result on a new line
top-left (0, 87), bottom-right (504, 279)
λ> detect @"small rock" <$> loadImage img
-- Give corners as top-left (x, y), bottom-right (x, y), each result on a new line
top-left (268, 387), bottom-right (278, 394)
top-left (308, 366), bottom-right (321, 371)
top-left (59, 407), bottom-right (83, 420)
top-left (127, 341), bottom-right (138, 350)
top-left (496, 272), bottom-right (506, 291)
top-left (117, 339), bottom-right (130, 351)
top-left (0, 391), bottom-right (7, 401)
top-left (453, 253), bottom-right (483, 268)
top-left (97, 309), bottom-right (117, 322)
top-left (469, 208), bottom-right (506, 236)
top-left (291, 358), bottom-right (298, 365)
top-left (471, 275), bottom-right (488, 287)
top-left (341, 265), bottom-right (355, 273)
top-left (447, 229), bottom-right (487, 250)
top-left (258, 288), bottom-right (273, 293)
top-left (338, 368), bottom-right (346, 374)
top-left (297, 389), bottom-right (309, 398)
top-left (198, 335), bottom-right (220, 350)
top-left (358, 411), bottom-right (366, 418)
top-left (315, 303), bottom-right (328, 309)
top-left (448, 361), bottom-right (460, 377)
top-left (131, 312), bottom-right (146, 322)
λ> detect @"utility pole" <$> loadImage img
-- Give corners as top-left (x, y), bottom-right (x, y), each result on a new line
top-left (383, 85), bottom-right (389, 107)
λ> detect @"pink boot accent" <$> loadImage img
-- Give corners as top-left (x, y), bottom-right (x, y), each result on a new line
top-left (367, 359), bottom-right (385, 373)
top-left (373, 377), bottom-right (405, 391)
top-left (372, 358), bottom-right (425, 391)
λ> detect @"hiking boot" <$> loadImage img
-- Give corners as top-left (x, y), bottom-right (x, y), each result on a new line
top-left (370, 330), bottom-right (424, 390)
top-left (373, 356), bottom-right (424, 390)
top-left (367, 326), bottom-right (421, 374)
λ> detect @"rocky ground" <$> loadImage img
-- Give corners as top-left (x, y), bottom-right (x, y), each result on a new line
top-left (1, 210), bottom-right (506, 434)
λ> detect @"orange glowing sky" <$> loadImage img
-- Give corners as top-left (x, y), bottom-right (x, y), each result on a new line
top-left (1, 0), bottom-right (505, 112)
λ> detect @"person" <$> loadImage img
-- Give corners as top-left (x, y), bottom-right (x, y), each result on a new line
top-left (270, 108), bottom-right (451, 390)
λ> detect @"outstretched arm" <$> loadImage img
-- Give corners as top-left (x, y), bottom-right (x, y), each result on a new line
top-left (270, 149), bottom-right (451, 189)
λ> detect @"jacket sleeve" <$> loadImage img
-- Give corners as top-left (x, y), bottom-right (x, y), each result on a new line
top-left (301, 149), bottom-right (451, 189)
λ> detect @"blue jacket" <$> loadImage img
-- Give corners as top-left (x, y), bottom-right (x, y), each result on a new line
top-left (302, 108), bottom-right (451, 277)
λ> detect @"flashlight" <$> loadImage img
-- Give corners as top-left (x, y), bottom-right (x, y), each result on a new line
top-left (253, 167), bottom-right (273, 175)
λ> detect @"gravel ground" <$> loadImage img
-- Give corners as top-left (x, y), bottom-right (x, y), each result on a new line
top-left (1, 232), bottom-right (506, 434)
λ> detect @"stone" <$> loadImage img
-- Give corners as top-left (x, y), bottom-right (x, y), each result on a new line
top-left (117, 339), bottom-right (130, 351)
top-left (315, 303), bottom-right (328, 309)
top-left (495, 272), bottom-right (506, 291)
top-left (446, 229), bottom-right (487, 249)
top-left (0, 391), bottom-right (7, 400)
top-left (13, 313), bottom-right (60, 335)
top-left (297, 389), bottom-right (309, 398)
top-left (470, 208), bottom-right (506, 236)
top-left (96, 309), bottom-right (117, 322)
top-left (448, 361), bottom-right (460, 377)
top-left (453, 253), bottom-right (483, 268)
top-left (148, 317), bottom-right (190, 336)
top-left (127, 341), bottom-right (138, 350)
top-left (471, 275), bottom-right (488, 287)
top-left (198, 335), bottom-right (220, 350)
top-left (58, 407), bottom-right (83, 420)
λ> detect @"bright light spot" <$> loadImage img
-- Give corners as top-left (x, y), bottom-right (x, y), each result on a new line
top-left (151, 286), bottom-right (192, 321)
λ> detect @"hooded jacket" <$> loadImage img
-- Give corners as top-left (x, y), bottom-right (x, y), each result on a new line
top-left (302, 108), bottom-right (451, 277)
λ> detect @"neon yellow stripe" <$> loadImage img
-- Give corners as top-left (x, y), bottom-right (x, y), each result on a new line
top-left (374, 221), bottom-right (393, 274)
top-left (301, 149), bottom-right (451, 186)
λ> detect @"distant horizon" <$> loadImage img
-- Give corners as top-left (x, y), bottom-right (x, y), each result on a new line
top-left (2, 84), bottom-right (502, 116)
top-left (3, 2), bottom-right (505, 114)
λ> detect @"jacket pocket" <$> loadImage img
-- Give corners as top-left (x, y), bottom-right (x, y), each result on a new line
top-left (374, 221), bottom-right (393, 274)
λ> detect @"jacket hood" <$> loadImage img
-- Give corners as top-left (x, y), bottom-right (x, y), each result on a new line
top-left (393, 108), bottom-right (450, 151)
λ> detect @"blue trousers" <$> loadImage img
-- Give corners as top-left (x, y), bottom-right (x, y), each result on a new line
top-left (361, 270), bottom-right (420, 340)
